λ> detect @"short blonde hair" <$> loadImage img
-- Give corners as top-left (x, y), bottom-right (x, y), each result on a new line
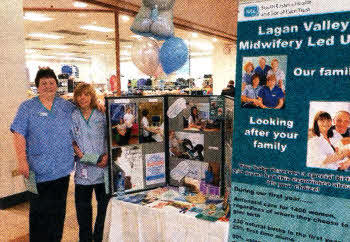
top-left (271, 58), bottom-right (279, 65)
top-left (73, 83), bottom-right (98, 109)
top-left (243, 61), bottom-right (254, 72)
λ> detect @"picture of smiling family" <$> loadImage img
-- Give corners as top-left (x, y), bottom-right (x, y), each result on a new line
top-left (241, 55), bottom-right (287, 109)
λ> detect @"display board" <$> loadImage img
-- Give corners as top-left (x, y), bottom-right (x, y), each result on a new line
top-left (223, 97), bottom-right (234, 207)
top-left (230, 0), bottom-right (350, 241)
top-left (167, 96), bottom-right (224, 196)
top-left (106, 96), bottom-right (166, 194)
top-left (106, 95), bottom-right (229, 196)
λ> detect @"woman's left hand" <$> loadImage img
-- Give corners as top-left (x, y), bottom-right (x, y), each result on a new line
top-left (97, 154), bottom-right (108, 168)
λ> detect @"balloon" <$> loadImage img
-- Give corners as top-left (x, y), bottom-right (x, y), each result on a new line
top-left (159, 37), bottom-right (188, 74)
top-left (131, 37), bottom-right (160, 76)
top-left (130, 0), bottom-right (175, 40)
top-left (154, 64), bottom-right (166, 79)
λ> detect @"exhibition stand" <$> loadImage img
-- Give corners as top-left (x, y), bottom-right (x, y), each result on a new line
top-left (102, 95), bottom-right (234, 241)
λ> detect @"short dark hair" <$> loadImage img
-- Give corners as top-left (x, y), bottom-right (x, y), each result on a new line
top-left (312, 111), bottom-right (332, 137)
top-left (251, 73), bottom-right (260, 82)
top-left (34, 68), bottom-right (59, 87)
top-left (142, 109), bottom-right (149, 116)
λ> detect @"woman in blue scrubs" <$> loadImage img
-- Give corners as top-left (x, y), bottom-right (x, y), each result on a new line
top-left (72, 83), bottom-right (109, 242)
top-left (11, 68), bottom-right (76, 242)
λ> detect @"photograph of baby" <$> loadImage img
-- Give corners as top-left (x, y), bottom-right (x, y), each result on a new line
top-left (169, 131), bottom-right (204, 161)
top-left (306, 101), bottom-right (350, 170)
top-left (138, 102), bottom-right (164, 143)
top-left (109, 103), bottom-right (139, 147)
top-left (241, 55), bottom-right (287, 109)
top-left (183, 103), bottom-right (220, 132)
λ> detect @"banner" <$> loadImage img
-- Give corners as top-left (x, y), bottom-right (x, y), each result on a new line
top-left (230, 0), bottom-right (350, 240)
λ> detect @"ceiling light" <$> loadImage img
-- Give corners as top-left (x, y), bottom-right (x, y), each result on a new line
top-left (25, 49), bottom-right (36, 54)
top-left (120, 50), bottom-right (130, 56)
top-left (212, 38), bottom-right (218, 42)
top-left (121, 15), bottom-right (130, 22)
top-left (191, 41), bottom-right (214, 51)
top-left (24, 12), bottom-right (53, 22)
top-left (131, 35), bottom-right (143, 39)
top-left (80, 25), bottom-right (114, 32)
top-left (28, 33), bottom-right (63, 39)
top-left (123, 45), bottom-right (132, 48)
top-left (191, 52), bottom-right (212, 56)
top-left (73, 1), bottom-right (88, 8)
top-left (26, 54), bottom-right (55, 60)
top-left (54, 53), bottom-right (75, 56)
top-left (26, 54), bottom-right (89, 62)
top-left (83, 40), bottom-right (112, 45)
top-left (192, 32), bottom-right (198, 38)
top-left (61, 56), bottom-right (90, 62)
top-left (44, 45), bottom-right (69, 49)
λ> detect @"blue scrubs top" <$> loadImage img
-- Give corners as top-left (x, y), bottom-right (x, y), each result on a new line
top-left (258, 86), bottom-right (284, 108)
top-left (10, 97), bottom-right (75, 183)
top-left (72, 109), bottom-right (107, 185)
top-left (254, 65), bottom-right (272, 86)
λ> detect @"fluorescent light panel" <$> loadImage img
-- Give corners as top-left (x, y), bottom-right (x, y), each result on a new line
top-left (83, 40), bottom-right (112, 45)
top-left (28, 33), bottom-right (63, 39)
top-left (73, 1), bottom-right (88, 8)
top-left (54, 53), bottom-right (75, 56)
top-left (44, 45), bottom-right (69, 49)
top-left (24, 12), bottom-right (53, 22)
top-left (121, 15), bottom-right (130, 22)
top-left (80, 25), bottom-right (114, 33)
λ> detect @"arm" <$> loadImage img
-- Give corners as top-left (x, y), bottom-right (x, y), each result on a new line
top-left (241, 82), bottom-right (246, 92)
top-left (241, 95), bottom-right (259, 104)
top-left (13, 132), bottom-right (29, 178)
top-left (278, 79), bottom-right (283, 90)
top-left (73, 141), bottom-right (84, 159)
top-left (322, 149), bottom-right (350, 165)
top-left (257, 97), bottom-right (268, 109)
top-left (274, 98), bottom-right (284, 109)
top-left (97, 154), bottom-right (108, 168)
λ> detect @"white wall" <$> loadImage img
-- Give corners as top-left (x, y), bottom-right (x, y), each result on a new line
top-left (0, 0), bottom-right (27, 198)
top-left (212, 42), bottom-right (236, 95)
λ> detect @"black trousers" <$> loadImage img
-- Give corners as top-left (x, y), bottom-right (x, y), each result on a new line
top-left (29, 175), bottom-right (70, 242)
top-left (75, 183), bottom-right (109, 242)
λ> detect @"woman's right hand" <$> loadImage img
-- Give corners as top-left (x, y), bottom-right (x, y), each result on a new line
top-left (18, 161), bottom-right (29, 179)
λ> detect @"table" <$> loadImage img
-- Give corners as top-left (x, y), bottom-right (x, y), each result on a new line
top-left (103, 198), bottom-right (229, 242)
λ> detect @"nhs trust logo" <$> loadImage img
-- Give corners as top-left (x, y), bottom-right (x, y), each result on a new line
top-left (244, 5), bottom-right (259, 17)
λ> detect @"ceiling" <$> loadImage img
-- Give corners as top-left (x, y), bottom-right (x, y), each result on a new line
top-left (23, 0), bottom-right (233, 63)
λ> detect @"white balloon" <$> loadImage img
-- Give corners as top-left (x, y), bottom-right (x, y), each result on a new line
top-left (131, 37), bottom-right (160, 76)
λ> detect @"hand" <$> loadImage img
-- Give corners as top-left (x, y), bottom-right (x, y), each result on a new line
top-left (339, 160), bottom-right (350, 170)
top-left (76, 149), bottom-right (84, 159)
top-left (97, 154), bottom-right (108, 168)
top-left (17, 162), bottom-right (29, 179)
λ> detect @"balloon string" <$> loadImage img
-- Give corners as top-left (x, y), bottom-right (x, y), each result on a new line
top-left (150, 5), bottom-right (158, 21)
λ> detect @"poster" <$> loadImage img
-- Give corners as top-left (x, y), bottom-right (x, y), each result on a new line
top-left (145, 153), bottom-right (166, 185)
top-left (112, 145), bottom-right (144, 191)
top-left (230, 0), bottom-right (350, 241)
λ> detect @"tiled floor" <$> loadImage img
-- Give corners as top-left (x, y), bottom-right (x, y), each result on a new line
top-left (0, 176), bottom-right (97, 242)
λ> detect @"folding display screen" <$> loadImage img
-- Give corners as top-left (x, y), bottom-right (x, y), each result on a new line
top-left (167, 96), bottom-right (224, 197)
top-left (105, 95), bottom-right (232, 196)
top-left (106, 96), bottom-right (166, 194)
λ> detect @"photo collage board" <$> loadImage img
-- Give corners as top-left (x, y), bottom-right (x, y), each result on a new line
top-left (106, 95), bottom-right (233, 195)
top-left (167, 95), bottom-right (225, 197)
top-left (106, 96), bottom-right (166, 194)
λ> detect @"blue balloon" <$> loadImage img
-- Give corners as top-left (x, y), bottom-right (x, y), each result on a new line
top-left (159, 37), bottom-right (188, 74)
